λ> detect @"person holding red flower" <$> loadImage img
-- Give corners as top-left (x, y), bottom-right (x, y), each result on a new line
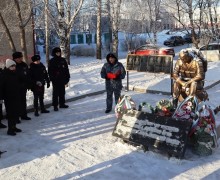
top-left (100, 53), bottom-right (126, 113)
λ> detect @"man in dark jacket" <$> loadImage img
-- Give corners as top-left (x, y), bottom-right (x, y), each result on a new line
top-left (30, 55), bottom-right (50, 116)
top-left (100, 53), bottom-right (126, 113)
top-left (48, 47), bottom-right (70, 111)
top-left (12, 52), bottom-right (31, 121)
top-left (0, 59), bottom-right (22, 135)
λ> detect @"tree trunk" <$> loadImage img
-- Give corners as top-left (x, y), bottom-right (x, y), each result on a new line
top-left (45, 0), bottom-right (50, 65)
top-left (107, 0), bottom-right (112, 52)
top-left (96, 0), bottom-right (102, 60)
top-left (188, 0), bottom-right (199, 48)
top-left (208, 0), bottom-right (215, 38)
top-left (110, 0), bottom-right (122, 57)
top-left (0, 12), bottom-right (16, 52)
top-left (57, 0), bottom-right (67, 59)
top-left (55, 0), bottom-right (83, 64)
top-left (66, 32), bottom-right (71, 65)
top-left (14, 0), bottom-right (28, 63)
top-left (66, 0), bottom-right (71, 65)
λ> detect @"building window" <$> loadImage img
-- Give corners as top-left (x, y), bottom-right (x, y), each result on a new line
top-left (86, 34), bottom-right (92, 44)
top-left (78, 34), bottom-right (84, 44)
top-left (70, 34), bottom-right (76, 44)
top-left (104, 33), bottom-right (110, 44)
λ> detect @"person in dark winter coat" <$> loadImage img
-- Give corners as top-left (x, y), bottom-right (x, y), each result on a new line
top-left (48, 47), bottom-right (70, 111)
top-left (0, 68), bottom-right (7, 129)
top-left (30, 55), bottom-right (50, 116)
top-left (0, 59), bottom-right (22, 136)
top-left (12, 52), bottom-right (31, 121)
top-left (100, 53), bottom-right (126, 113)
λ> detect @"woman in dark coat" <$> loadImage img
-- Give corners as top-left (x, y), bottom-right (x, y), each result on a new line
top-left (0, 59), bottom-right (22, 136)
top-left (48, 47), bottom-right (70, 111)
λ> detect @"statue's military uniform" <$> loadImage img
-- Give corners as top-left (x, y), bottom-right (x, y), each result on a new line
top-left (173, 51), bottom-right (206, 102)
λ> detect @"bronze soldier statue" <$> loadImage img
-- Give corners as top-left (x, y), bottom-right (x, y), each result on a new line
top-left (172, 49), bottom-right (208, 107)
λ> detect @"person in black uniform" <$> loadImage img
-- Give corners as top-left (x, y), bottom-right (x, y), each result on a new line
top-left (30, 55), bottom-right (50, 116)
top-left (0, 68), bottom-right (7, 128)
top-left (0, 59), bottom-right (22, 136)
top-left (12, 52), bottom-right (31, 121)
top-left (48, 47), bottom-right (70, 111)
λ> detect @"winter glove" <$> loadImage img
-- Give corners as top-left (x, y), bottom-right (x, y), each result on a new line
top-left (107, 73), bottom-right (116, 79)
top-left (36, 81), bottom-right (42, 87)
top-left (47, 82), bottom-right (50, 88)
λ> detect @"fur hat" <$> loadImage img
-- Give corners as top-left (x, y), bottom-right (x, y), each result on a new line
top-left (52, 47), bottom-right (61, 56)
top-left (12, 52), bottom-right (23, 59)
top-left (31, 55), bottom-right (41, 62)
top-left (5, 59), bottom-right (16, 68)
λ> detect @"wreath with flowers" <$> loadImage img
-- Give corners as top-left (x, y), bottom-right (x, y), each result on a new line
top-left (155, 99), bottom-right (173, 116)
top-left (172, 96), bottom-right (198, 121)
top-left (189, 104), bottom-right (218, 155)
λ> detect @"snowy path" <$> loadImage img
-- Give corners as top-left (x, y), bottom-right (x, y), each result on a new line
top-left (1, 87), bottom-right (220, 179)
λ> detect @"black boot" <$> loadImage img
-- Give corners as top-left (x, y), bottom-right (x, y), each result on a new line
top-left (16, 119), bottom-right (21, 124)
top-left (35, 110), bottom-right (39, 117)
top-left (0, 122), bottom-right (7, 128)
top-left (54, 106), bottom-right (58, 111)
top-left (105, 109), bottom-right (112, 113)
top-left (41, 109), bottom-right (50, 113)
top-left (7, 130), bottom-right (16, 136)
top-left (60, 104), bottom-right (69, 108)
top-left (21, 116), bottom-right (31, 120)
top-left (13, 127), bottom-right (22, 133)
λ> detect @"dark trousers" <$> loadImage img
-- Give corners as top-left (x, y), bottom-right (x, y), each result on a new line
top-left (8, 117), bottom-right (17, 131)
top-left (106, 88), bottom-right (121, 110)
top-left (19, 88), bottom-right (27, 117)
top-left (33, 89), bottom-right (45, 111)
top-left (0, 103), bottom-right (3, 120)
top-left (52, 82), bottom-right (65, 107)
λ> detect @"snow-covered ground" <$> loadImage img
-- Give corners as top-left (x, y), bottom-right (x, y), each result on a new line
top-left (1, 32), bottom-right (220, 179)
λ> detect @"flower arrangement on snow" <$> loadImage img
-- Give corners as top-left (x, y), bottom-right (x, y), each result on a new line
top-left (189, 104), bottom-right (218, 156)
top-left (189, 104), bottom-right (217, 138)
top-left (172, 96), bottom-right (197, 121)
top-left (155, 99), bottom-right (173, 116)
top-left (138, 99), bottom-right (174, 117)
top-left (115, 95), bottom-right (136, 119)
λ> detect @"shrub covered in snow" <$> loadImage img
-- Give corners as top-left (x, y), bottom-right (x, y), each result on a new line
top-left (71, 45), bottom-right (95, 56)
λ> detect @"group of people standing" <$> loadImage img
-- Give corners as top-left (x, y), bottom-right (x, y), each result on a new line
top-left (0, 49), bottom-right (126, 136)
top-left (0, 47), bottom-right (70, 136)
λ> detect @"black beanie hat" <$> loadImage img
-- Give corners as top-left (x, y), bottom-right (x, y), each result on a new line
top-left (12, 52), bottom-right (23, 59)
top-left (31, 55), bottom-right (41, 62)
top-left (52, 47), bottom-right (61, 56)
